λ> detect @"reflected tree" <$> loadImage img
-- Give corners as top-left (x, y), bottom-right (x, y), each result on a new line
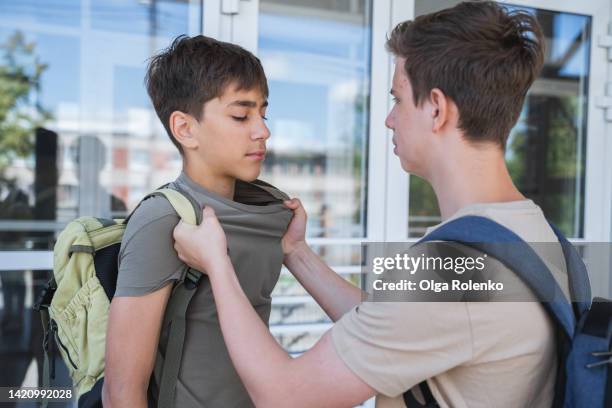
top-left (0, 31), bottom-right (51, 176)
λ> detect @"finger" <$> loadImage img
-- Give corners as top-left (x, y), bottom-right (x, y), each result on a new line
top-left (292, 198), bottom-right (303, 208)
top-left (173, 222), bottom-right (184, 240)
top-left (173, 243), bottom-right (183, 259)
top-left (291, 198), bottom-right (306, 217)
top-left (283, 198), bottom-right (300, 209)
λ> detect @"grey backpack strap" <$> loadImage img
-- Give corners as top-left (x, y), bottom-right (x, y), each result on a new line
top-left (123, 182), bottom-right (203, 407)
top-left (155, 269), bottom-right (204, 408)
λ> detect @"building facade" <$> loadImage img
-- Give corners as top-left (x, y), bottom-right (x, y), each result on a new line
top-left (0, 0), bottom-right (611, 401)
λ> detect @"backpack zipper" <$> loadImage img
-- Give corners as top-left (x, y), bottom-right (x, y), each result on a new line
top-left (50, 320), bottom-right (78, 370)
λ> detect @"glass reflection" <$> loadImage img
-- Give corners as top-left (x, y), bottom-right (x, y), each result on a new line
top-left (257, 0), bottom-right (372, 353)
top-left (409, 2), bottom-right (590, 238)
top-left (258, 0), bottom-right (372, 239)
top-left (0, 0), bottom-right (201, 250)
top-left (0, 0), bottom-right (201, 396)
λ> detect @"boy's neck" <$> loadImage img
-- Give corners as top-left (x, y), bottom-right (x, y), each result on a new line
top-left (183, 161), bottom-right (236, 200)
top-left (427, 144), bottom-right (525, 221)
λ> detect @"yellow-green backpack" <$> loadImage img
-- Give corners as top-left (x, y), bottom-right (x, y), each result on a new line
top-left (34, 185), bottom-right (202, 408)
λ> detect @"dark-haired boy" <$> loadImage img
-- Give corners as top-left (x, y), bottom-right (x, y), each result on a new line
top-left (173, 2), bottom-right (570, 407)
top-left (102, 35), bottom-right (290, 407)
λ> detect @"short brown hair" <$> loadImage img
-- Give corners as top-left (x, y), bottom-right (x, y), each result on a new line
top-left (145, 35), bottom-right (269, 153)
top-left (386, 1), bottom-right (544, 147)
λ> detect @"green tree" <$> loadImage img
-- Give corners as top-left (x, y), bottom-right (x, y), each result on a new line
top-left (0, 31), bottom-right (51, 175)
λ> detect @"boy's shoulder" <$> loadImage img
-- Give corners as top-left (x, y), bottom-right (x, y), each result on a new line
top-left (121, 194), bottom-right (180, 248)
top-left (116, 192), bottom-right (185, 296)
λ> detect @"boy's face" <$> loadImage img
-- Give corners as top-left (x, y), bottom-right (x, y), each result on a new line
top-left (385, 58), bottom-right (434, 178)
top-left (192, 84), bottom-right (270, 182)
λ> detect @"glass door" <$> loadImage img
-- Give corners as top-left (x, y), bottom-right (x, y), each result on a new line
top-left (223, 0), bottom-right (374, 354)
top-left (405, 0), bottom-right (611, 243)
top-left (225, 0), bottom-right (612, 351)
top-left (259, 0), bottom-right (373, 354)
top-left (403, 0), bottom-right (612, 298)
top-left (0, 0), bottom-right (204, 393)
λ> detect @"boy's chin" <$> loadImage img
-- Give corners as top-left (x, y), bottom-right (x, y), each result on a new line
top-left (235, 169), bottom-right (261, 182)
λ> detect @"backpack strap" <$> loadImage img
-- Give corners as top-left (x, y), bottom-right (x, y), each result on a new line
top-left (547, 223), bottom-right (592, 316)
top-left (123, 183), bottom-right (202, 226)
top-left (145, 185), bottom-right (205, 408)
top-left (152, 188), bottom-right (199, 226)
top-left (34, 277), bottom-right (57, 408)
top-left (403, 215), bottom-right (584, 407)
top-left (154, 268), bottom-right (203, 408)
top-left (418, 215), bottom-right (576, 336)
top-left (123, 183), bottom-right (204, 407)
top-left (403, 381), bottom-right (439, 408)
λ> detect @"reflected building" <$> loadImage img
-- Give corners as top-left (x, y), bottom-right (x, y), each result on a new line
top-left (409, 2), bottom-right (591, 238)
top-left (0, 0), bottom-right (606, 395)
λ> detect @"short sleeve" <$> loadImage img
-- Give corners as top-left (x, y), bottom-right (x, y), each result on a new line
top-left (115, 196), bottom-right (184, 297)
top-left (331, 301), bottom-right (473, 397)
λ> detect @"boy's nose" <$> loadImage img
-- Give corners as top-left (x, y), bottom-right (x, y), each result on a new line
top-left (252, 122), bottom-right (270, 140)
top-left (385, 113), bottom-right (394, 130)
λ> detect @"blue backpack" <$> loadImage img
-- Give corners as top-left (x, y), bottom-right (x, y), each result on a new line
top-left (403, 215), bottom-right (612, 408)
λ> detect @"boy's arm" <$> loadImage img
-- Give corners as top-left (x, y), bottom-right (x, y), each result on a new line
top-left (283, 242), bottom-right (363, 321)
top-left (209, 260), bottom-right (376, 407)
top-left (102, 198), bottom-right (184, 407)
top-left (102, 285), bottom-right (172, 408)
top-left (173, 211), bottom-right (376, 407)
top-left (282, 199), bottom-right (363, 321)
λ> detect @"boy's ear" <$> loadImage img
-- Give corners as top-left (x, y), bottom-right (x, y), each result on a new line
top-left (429, 88), bottom-right (452, 133)
top-left (170, 111), bottom-right (199, 150)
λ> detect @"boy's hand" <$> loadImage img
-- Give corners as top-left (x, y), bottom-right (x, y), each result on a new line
top-left (173, 207), bottom-right (229, 275)
top-left (282, 198), bottom-right (308, 257)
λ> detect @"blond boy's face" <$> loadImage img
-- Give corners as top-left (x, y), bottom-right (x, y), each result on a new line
top-left (190, 84), bottom-right (270, 182)
top-left (385, 57), bottom-right (433, 177)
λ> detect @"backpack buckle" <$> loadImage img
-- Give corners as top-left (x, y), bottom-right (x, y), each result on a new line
top-left (586, 350), bottom-right (612, 368)
top-left (184, 269), bottom-right (203, 290)
top-left (34, 283), bottom-right (56, 311)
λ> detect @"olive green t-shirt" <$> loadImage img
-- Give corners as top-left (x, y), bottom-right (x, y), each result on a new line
top-left (115, 172), bottom-right (292, 407)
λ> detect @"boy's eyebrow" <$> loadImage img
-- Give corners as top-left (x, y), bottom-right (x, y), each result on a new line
top-left (390, 89), bottom-right (396, 96)
top-left (227, 100), bottom-right (269, 108)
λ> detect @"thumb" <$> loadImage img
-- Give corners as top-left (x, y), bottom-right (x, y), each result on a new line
top-left (203, 206), bottom-right (216, 217)
top-left (173, 220), bottom-right (189, 239)
top-left (284, 198), bottom-right (299, 209)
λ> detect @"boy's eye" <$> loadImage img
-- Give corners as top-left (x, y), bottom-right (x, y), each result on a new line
top-left (232, 116), bottom-right (248, 122)
top-left (262, 116), bottom-right (268, 121)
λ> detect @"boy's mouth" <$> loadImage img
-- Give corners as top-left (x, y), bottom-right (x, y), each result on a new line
top-left (246, 150), bottom-right (266, 161)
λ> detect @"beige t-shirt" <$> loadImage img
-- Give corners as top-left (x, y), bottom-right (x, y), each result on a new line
top-left (331, 200), bottom-right (569, 408)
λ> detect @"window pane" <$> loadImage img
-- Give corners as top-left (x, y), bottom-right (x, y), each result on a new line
top-left (258, 0), bottom-right (372, 239)
top-left (0, 0), bottom-right (201, 395)
top-left (408, 2), bottom-right (590, 239)
top-left (0, 0), bottom-right (202, 251)
top-left (257, 0), bottom-right (372, 354)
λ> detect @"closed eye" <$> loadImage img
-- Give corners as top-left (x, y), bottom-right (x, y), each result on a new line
top-left (232, 116), bottom-right (248, 122)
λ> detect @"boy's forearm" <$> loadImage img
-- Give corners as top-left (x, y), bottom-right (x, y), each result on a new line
top-left (102, 382), bottom-right (148, 408)
top-left (283, 242), bottom-right (363, 321)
